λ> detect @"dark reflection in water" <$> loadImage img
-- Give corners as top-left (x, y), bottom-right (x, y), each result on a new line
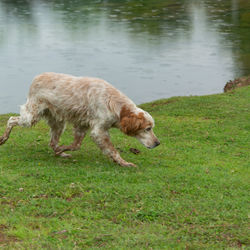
top-left (0, 0), bottom-right (250, 113)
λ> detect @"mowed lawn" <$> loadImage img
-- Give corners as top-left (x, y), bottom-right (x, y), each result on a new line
top-left (0, 86), bottom-right (249, 249)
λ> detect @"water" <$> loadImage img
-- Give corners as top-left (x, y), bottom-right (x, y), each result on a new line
top-left (0, 0), bottom-right (250, 113)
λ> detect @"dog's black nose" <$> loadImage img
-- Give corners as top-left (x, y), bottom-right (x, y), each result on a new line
top-left (154, 141), bottom-right (160, 147)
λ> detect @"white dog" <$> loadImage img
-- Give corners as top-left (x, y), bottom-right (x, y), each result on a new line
top-left (0, 73), bottom-right (160, 167)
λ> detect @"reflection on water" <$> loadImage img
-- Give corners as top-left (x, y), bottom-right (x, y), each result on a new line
top-left (0, 0), bottom-right (249, 113)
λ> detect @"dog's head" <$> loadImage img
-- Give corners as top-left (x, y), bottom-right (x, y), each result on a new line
top-left (120, 106), bottom-right (160, 149)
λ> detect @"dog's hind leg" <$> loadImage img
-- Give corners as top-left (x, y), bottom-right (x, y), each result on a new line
top-left (47, 114), bottom-right (86, 158)
top-left (0, 102), bottom-right (40, 145)
top-left (54, 126), bottom-right (88, 156)
top-left (48, 119), bottom-right (67, 157)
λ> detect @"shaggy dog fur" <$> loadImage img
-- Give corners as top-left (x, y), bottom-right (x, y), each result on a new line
top-left (0, 72), bottom-right (160, 167)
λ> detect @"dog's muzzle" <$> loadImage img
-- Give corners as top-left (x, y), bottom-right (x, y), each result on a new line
top-left (147, 140), bottom-right (160, 149)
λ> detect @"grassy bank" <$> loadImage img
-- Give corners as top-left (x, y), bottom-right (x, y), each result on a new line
top-left (0, 87), bottom-right (249, 249)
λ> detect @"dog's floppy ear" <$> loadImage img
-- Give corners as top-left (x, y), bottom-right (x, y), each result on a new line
top-left (120, 106), bottom-right (144, 136)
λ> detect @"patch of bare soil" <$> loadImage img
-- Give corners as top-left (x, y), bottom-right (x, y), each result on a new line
top-left (224, 76), bottom-right (250, 92)
top-left (0, 225), bottom-right (19, 245)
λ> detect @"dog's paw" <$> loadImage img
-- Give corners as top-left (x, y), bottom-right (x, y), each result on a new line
top-left (0, 136), bottom-right (7, 145)
top-left (120, 161), bottom-right (137, 168)
top-left (56, 152), bottom-right (72, 158)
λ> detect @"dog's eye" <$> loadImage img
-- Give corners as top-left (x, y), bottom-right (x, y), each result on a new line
top-left (145, 127), bottom-right (152, 132)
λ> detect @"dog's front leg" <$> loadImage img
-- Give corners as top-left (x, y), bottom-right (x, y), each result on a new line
top-left (91, 127), bottom-right (136, 167)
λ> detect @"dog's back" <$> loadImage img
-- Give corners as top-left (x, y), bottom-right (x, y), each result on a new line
top-left (26, 72), bottom-right (130, 125)
top-left (29, 72), bottom-right (113, 105)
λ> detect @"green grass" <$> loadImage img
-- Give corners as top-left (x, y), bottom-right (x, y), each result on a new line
top-left (0, 87), bottom-right (249, 249)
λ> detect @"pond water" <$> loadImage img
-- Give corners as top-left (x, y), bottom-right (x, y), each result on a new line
top-left (0, 0), bottom-right (250, 113)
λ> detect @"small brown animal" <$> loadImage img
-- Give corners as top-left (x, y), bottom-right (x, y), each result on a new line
top-left (0, 73), bottom-right (160, 167)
